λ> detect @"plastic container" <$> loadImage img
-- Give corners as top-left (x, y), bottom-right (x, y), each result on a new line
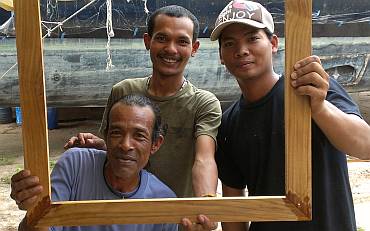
top-left (47, 107), bottom-right (58, 130)
top-left (15, 107), bottom-right (58, 129)
top-left (0, 107), bottom-right (12, 124)
top-left (15, 107), bottom-right (22, 125)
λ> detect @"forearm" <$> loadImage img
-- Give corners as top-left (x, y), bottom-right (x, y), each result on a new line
top-left (221, 185), bottom-right (248, 231)
top-left (192, 158), bottom-right (218, 197)
top-left (193, 135), bottom-right (218, 197)
top-left (312, 100), bottom-right (370, 159)
top-left (222, 222), bottom-right (248, 231)
top-left (19, 218), bottom-right (48, 231)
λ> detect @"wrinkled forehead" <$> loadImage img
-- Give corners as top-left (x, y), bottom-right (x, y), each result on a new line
top-left (109, 104), bottom-right (155, 130)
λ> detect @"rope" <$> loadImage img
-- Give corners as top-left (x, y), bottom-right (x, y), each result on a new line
top-left (43, 0), bottom-right (97, 38)
top-left (106, 0), bottom-right (115, 71)
top-left (143, 0), bottom-right (149, 14)
top-left (0, 0), bottom-right (98, 80)
top-left (0, 63), bottom-right (17, 81)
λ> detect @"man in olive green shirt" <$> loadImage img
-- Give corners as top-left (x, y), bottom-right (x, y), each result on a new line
top-left (65, 6), bottom-right (221, 230)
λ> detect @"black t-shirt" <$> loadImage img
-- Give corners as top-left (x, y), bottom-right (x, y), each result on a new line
top-left (216, 77), bottom-right (360, 231)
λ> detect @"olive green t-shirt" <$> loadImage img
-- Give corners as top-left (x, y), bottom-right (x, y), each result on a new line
top-left (99, 77), bottom-right (221, 197)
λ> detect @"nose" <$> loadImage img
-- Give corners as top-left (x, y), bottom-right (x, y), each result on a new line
top-left (164, 41), bottom-right (177, 54)
top-left (235, 43), bottom-right (250, 58)
top-left (119, 135), bottom-right (134, 152)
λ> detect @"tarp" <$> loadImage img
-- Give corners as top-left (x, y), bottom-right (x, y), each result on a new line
top-left (0, 12), bottom-right (13, 35)
top-left (0, 0), bottom-right (13, 11)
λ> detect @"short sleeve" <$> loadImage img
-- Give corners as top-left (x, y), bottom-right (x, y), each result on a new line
top-left (326, 77), bottom-right (362, 118)
top-left (194, 91), bottom-right (222, 142)
top-left (99, 87), bottom-right (116, 137)
top-left (50, 149), bottom-right (77, 202)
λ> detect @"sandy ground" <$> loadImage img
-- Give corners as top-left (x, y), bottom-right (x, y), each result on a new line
top-left (0, 120), bottom-right (100, 231)
top-left (0, 121), bottom-right (369, 231)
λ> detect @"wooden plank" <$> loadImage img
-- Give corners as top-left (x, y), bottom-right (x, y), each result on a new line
top-left (284, 0), bottom-right (312, 218)
top-left (16, 0), bottom-right (313, 227)
top-left (34, 197), bottom-right (309, 227)
top-left (14, 0), bottom-right (51, 214)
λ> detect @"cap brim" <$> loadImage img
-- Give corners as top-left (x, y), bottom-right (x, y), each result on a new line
top-left (210, 19), bottom-right (266, 41)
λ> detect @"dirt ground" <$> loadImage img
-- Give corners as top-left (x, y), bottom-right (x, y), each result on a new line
top-left (0, 119), bottom-right (101, 231)
top-left (0, 119), bottom-right (370, 231)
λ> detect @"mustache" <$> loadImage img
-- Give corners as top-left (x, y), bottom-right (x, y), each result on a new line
top-left (117, 155), bottom-right (136, 161)
top-left (158, 53), bottom-right (181, 60)
top-left (110, 150), bottom-right (137, 161)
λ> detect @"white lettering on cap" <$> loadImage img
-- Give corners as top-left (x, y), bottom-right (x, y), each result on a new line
top-left (220, 10), bottom-right (256, 23)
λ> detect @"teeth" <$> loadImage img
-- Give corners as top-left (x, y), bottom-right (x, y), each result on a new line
top-left (162, 57), bottom-right (177, 63)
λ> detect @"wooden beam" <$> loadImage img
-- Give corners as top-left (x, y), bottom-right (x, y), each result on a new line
top-left (14, 0), bottom-right (51, 215)
top-left (284, 0), bottom-right (312, 218)
top-left (16, 0), bottom-right (313, 227)
top-left (35, 197), bottom-right (309, 227)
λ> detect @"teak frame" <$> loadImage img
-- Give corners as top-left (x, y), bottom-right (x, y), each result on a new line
top-left (14, 0), bottom-right (312, 227)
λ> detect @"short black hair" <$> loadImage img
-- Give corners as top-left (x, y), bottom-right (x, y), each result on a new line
top-left (104, 95), bottom-right (164, 143)
top-left (147, 5), bottom-right (199, 42)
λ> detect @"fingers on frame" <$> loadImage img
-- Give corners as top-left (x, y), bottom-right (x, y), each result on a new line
top-left (295, 84), bottom-right (326, 99)
top-left (12, 175), bottom-right (40, 196)
top-left (11, 171), bottom-right (33, 196)
top-left (17, 195), bottom-right (39, 210)
top-left (294, 72), bottom-right (328, 89)
top-left (295, 55), bottom-right (321, 69)
top-left (15, 180), bottom-right (42, 198)
top-left (11, 169), bottom-right (30, 184)
top-left (180, 218), bottom-right (192, 229)
top-left (294, 61), bottom-right (325, 78)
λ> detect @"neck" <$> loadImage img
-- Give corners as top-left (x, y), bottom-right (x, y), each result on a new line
top-left (238, 72), bottom-right (279, 103)
top-left (148, 73), bottom-right (186, 97)
top-left (104, 164), bottom-right (140, 193)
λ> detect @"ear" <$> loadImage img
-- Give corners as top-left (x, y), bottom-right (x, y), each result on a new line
top-left (143, 33), bottom-right (151, 50)
top-left (191, 40), bottom-right (200, 57)
top-left (271, 34), bottom-right (279, 54)
top-left (150, 135), bottom-right (164, 155)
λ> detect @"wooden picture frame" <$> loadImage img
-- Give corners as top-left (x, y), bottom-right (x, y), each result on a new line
top-left (14, 0), bottom-right (312, 227)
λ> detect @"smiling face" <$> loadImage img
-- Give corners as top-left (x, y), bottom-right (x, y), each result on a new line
top-left (105, 103), bottom-right (162, 192)
top-left (143, 14), bottom-right (199, 79)
top-left (219, 23), bottom-right (278, 84)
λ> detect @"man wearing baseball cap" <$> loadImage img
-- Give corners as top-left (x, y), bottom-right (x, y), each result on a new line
top-left (213, 1), bottom-right (370, 231)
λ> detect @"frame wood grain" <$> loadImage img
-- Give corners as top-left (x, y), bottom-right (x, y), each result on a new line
top-left (14, 0), bottom-right (312, 227)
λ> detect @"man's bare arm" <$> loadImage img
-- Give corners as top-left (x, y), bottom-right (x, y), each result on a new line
top-left (64, 132), bottom-right (106, 150)
top-left (192, 135), bottom-right (218, 197)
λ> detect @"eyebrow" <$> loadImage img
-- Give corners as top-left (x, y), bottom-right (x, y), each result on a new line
top-left (154, 32), bottom-right (191, 41)
top-left (178, 36), bottom-right (191, 41)
top-left (109, 123), bottom-right (150, 134)
top-left (221, 30), bottom-right (259, 41)
top-left (134, 127), bottom-right (150, 135)
top-left (154, 32), bottom-right (167, 37)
